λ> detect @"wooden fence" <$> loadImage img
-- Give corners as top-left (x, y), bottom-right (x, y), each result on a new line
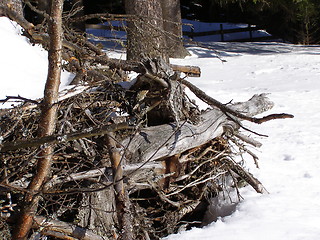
top-left (86, 23), bottom-right (276, 42)
top-left (183, 24), bottom-right (275, 42)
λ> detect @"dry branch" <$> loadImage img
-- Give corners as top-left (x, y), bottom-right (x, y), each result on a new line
top-left (0, 6), bottom-right (34, 33)
top-left (0, 122), bottom-right (130, 152)
top-left (122, 94), bottom-right (274, 164)
top-left (93, 56), bottom-right (201, 77)
top-left (224, 157), bottom-right (268, 194)
top-left (6, 162), bottom-right (164, 191)
top-left (33, 216), bottom-right (106, 240)
top-left (105, 133), bottom-right (134, 240)
top-left (12, 1), bottom-right (64, 239)
top-left (180, 79), bottom-right (294, 123)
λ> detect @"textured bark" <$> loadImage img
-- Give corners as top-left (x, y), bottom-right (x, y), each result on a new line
top-left (124, 0), bottom-right (168, 61)
top-left (105, 133), bottom-right (134, 240)
top-left (77, 186), bottom-right (117, 239)
top-left (12, 1), bottom-right (64, 239)
top-left (122, 94), bottom-right (275, 164)
top-left (0, 0), bottom-right (23, 16)
top-left (161, 0), bottom-right (189, 58)
top-left (33, 216), bottom-right (105, 240)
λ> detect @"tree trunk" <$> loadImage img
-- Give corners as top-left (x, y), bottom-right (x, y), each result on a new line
top-left (0, 0), bottom-right (23, 16)
top-left (77, 186), bottom-right (118, 239)
top-left (124, 0), bottom-right (168, 62)
top-left (161, 0), bottom-right (189, 58)
top-left (12, 1), bottom-right (64, 239)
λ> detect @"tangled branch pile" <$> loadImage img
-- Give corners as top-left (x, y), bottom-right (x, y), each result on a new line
top-left (0, 5), bottom-right (293, 240)
top-left (0, 87), bottom-right (266, 240)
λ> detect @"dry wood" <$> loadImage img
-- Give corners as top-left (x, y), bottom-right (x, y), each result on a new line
top-left (94, 56), bottom-right (201, 77)
top-left (12, 1), bottom-right (64, 239)
top-left (0, 122), bottom-right (130, 152)
top-left (6, 162), bottom-right (164, 191)
top-left (0, 6), bottom-right (34, 33)
top-left (180, 79), bottom-right (294, 124)
top-left (122, 94), bottom-right (275, 164)
top-left (224, 157), bottom-right (268, 194)
top-left (33, 216), bottom-right (106, 240)
top-left (105, 132), bottom-right (134, 240)
top-left (170, 64), bottom-right (201, 77)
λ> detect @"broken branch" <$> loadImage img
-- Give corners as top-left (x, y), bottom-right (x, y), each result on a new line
top-left (180, 78), bottom-right (294, 123)
top-left (0, 122), bottom-right (130, 152)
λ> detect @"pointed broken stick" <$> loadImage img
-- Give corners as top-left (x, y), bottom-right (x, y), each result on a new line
top-left (180, 78), bottom-right (294, 124)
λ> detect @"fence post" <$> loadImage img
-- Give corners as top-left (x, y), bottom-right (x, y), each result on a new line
top-left (191, 25), bottom-right (194, 40)
top-left (249, 24), bottom-right (253, 41)
top-left (220, 24), bottom-right (224, 41)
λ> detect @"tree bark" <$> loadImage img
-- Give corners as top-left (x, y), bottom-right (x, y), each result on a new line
top-left (161, 0), bottom-right (189, 58)
top-left (33, 216), bottom-right (106, 240)
top-left (0, 0), bottom-right (23, 16)
top-left (124, 0), bottom-right (168, 62)
top-left (12, 1), bottom-right (64, 239)
top-left (122, 94), bottom-right (274, 164)
top-left (105, 133), bottom-right (134, 240)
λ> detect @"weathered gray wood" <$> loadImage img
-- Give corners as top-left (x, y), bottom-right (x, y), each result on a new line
top-left (10, 162), bottom-right (164, 192)
top-left (34, 216), bottom-right (107, 240)
top-left (122, 94), bottom-right (274, 163)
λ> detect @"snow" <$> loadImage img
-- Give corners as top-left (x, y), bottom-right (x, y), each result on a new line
top-left (0, 17), bottom-right (74, 108)
top-left (167, 43), bottom-right (320, 240)
top-left (2, 16), bottom-right (320, 239)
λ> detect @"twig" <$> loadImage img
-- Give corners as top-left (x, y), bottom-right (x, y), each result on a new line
top-left (223, 157), bottom-right (268, 194)
top-left (233, 132), bottom-right (262, 148)
top-left (23, 0), bottom-right (51, 21)
top-left (0, 95), bottom-right (39, 105)
top-left (165, 171), bottom-right (227, 197)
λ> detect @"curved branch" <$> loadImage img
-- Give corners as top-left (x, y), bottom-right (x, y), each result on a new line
top-left (180, 78), bottom-right (294, 123)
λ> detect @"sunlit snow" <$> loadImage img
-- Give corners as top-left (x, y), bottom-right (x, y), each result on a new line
top-left (1, 16), bottom-right (320, 240)
top-left (0, 17), bottom-right (74, 108)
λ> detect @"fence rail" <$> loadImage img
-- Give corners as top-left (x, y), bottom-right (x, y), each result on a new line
top-left (86, 23), bottom-right (276, 42)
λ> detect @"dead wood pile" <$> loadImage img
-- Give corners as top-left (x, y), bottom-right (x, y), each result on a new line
top-left (0, 6), bottom-right (293, 240)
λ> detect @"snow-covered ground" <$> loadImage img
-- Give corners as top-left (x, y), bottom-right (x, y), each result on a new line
top-left (0, 17), bottom-right (73, 108)
top-left (1, 16), bottom-right (320, 240)
top-left (168, 42), bottom-right (320, 240)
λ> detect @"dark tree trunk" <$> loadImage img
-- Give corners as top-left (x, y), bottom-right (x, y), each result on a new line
top-left (124, 0), bottom-right (168, 62)
top-left (161, 0), bottom-right (189, 58)
top-left (0, 0), bottom-right (23, 16)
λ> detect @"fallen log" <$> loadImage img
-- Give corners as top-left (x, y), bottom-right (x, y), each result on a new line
top-left (33, 216), bottom-right (106, 240)
top-left (122, 93), bottom-right (274, 164)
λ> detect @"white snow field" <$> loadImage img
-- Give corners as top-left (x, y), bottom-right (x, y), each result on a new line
top-left (0, 17), bottom-right (73, 108)
top-left (1, 16), bottom-right (320, 240)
